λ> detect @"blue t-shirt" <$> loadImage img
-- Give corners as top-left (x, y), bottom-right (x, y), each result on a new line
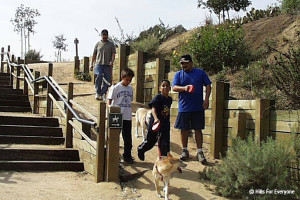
top-left (172, 68), bottom-right (211, 112)
top-left (148, 94), bottom-right (172, 131)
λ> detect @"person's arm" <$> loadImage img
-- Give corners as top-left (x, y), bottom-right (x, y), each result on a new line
top-left (203, 84), bottom-right (211, 109)
top-left (107, 99), bottom-right (112, 107)
top-left (151, 107), bottom-right (159, 124)
top-left (172, 85), bottom-right (189, 93)
top-left (110, 53), bottom-right (115, 67)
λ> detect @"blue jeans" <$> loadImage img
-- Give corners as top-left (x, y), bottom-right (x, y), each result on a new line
top-left (94, 64), bottom-right (111, 95)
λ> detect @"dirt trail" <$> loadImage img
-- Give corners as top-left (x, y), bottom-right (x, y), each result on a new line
top-left (0, 63), bottom-right (226, 200)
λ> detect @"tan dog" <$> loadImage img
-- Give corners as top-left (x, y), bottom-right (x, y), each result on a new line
top-left (153, 153), bottom-right (187, 200)
top-left (135, 108), bottom-right (151, 141)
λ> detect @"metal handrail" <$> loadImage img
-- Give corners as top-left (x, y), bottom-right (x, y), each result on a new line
top-left (4, 53), bottom-right (97, 127)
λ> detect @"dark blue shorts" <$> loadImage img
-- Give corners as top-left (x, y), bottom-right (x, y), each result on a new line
top-left (174, 111), bottom-right (205, 130)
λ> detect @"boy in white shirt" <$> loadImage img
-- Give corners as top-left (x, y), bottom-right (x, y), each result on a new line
top-left (107, 68), bottom-right (135, 164)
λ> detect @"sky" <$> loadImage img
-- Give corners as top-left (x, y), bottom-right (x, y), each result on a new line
top-left (0, 0), bottom-right (280, 61)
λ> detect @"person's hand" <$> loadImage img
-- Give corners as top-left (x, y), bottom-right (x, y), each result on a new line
top-left (203, 99), bottom-right (209, 109)
top-left (90, 65), bottom-right (94, 71)
top-left (110, 62), bottom-right (114, 67)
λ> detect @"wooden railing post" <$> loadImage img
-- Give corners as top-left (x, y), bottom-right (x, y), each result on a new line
top-left (65, 82), bottom-right (74, 148)
top-left (154, 57), bottom-right (165, 96)
top-left (16, 65), bottom-right (20, 90)
top-left (46, 63), bottom-right (53, 117)
top-left (0, 47), bottom-right (4, 73)
top-left (255, 99), bottom-right (270, 142)
top-left (210, 81), bottom-right (226, 159)
top-left (83, 56), bottom-right (89, 74)
top-left (95, 101), bottom-right (106, 183)
top-left (135, 50), bottom-right (144, 102)
top-left (21, 57), bottom-right (28, 96)
top-left (10, 63), bottom-right (14, 87)
top-left (106, 105), bottom-right (121, 182)
top-left (74, 56), bottom-right (80, 73)
top-left (118, 44), bottom-right (126, 82)
top-left (33, 71), bottom-right (40, 114)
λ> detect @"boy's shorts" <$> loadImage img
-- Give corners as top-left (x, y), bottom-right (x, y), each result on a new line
top-left (174, 111), bottom-right (205, 130)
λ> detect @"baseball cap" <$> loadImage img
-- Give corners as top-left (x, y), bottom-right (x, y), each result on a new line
top-left (101, 29), bottom-right (108, 35)
top-left (180, 54), bottom-right (193, 63)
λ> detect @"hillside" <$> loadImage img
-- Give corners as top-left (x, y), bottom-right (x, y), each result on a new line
top-left (156, 14), bottom-right (300, 60)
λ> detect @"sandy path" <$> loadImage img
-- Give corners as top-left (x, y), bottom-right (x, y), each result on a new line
top-left (0, 62), bottom-right (227, 200)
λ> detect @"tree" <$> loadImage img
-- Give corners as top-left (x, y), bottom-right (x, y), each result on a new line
top-left (281, 0), bottom-right (300, 14)
top-left (10, 4), bottom-right (40, 58)
top-left (197, 0), bottom-right (251, 23)
top-left (52, 34), bottom-right (68, 62)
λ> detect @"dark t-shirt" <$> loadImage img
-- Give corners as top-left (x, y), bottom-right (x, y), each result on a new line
top-left (148, 94), bottom-right (172, 131)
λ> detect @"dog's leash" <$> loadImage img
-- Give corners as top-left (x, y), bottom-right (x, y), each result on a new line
top-left (155, 163), bottom-right (164, 181)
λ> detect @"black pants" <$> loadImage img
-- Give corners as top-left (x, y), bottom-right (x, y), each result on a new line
top-left (138, 129), bottom-right (170, 156)
top-left (122, 120), bottom-right (132, 158)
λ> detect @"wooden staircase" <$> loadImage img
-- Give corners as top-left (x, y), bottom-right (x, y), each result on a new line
top-left (0, 72), bottom-right (84, 171)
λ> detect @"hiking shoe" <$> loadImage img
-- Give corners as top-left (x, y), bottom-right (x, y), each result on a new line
top-left (95, 93), bottom-right (102, 100)
top-left (137, 149), bottom-right (145, 161)
top-left (180, 149), bottom-right (189, 161)
top-left (101, 93), bottom-right (106, 101)
top-left (123, 156), bottom-right (134, 164)
top-left (197, 151), bottom-right (207, 164)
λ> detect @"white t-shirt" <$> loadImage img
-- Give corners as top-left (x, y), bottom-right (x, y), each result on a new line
top-left (107, 82), bottom-right (133, 121)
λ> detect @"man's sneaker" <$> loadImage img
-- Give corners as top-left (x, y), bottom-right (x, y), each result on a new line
top-left (197, 151), bottom-right (207, 164)
top-left (95, 93), bottom-right (101, 100)
top-left (123, 156), bottom-right (134, 164)
top-left (137, 149), bottom-right (145, 161)
top-left (180, 149), bottom-right (189, 161)
top-left (101, 93), bottom-right (106, 101)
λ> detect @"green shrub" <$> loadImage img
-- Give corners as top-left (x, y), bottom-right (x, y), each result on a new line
top-left (173, 24), bottom-right (251, 73)
top-left (74, 70), bottom-right (91, 81)
top-left (25, 49), bottom-right (43, 61)
top-left (236, 61), bottom-right (277, 99)
top-left (131, 35), bottom-right (160, 55)
top-left (200, 136), bottom-right (299, 199)
top-left (268, 44), bottom-right (300, 109)
top-left (282, 0), bottom-right (300, 14)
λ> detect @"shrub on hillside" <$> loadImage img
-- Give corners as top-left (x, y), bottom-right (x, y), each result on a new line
top-left (25, 49), bottom-right (43, 61)
top-left (268, 44), bottom-right (300, 109)
top-left (282, 0), bottom-right (300, 15)
top-left (172, 24), bottom-right (251, 73)
top-left (199, 135), bottom-right (299, 199)
top-left (74, 70), bottom-right (91, 81)
top-left (131, 35), bottom-right (160, 56)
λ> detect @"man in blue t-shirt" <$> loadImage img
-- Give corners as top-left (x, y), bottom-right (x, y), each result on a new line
top-left (172, 54), bottom-right (211, 164)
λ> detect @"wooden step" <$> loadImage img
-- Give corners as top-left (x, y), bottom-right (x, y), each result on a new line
top-left (0, 80), bottom-right (10, 85)
top-left (0, 149), bottom-right (80, 161)
top-left (0, 106), bottom-right (32, 112)
top-left (0, 73), bottom-right (10, 77)
top-left (0, 99), bottom-right (30, 107)
top-left (0, 94), bottom-right (28, 101)
top-left (0, 161), bottom-right (84, 171)
top-left (0, 85), bottom-right (12, 89)
top-left (0, 135), bottom-right (65, 145)
top-left (0, 88), bottom-right (23, 95)
top-left (0, 116), bottom-right (59, 127)
top-left (0, 125), bottom-right (62, 137)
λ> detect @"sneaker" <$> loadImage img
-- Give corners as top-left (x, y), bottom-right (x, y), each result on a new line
top-left (137, 149), bottom-right (145, 161)
top-left (180, 149), bottom-right (189, 161)
top-left (197, 151), bottom-right (207, 164)
top-left (123, 156), bottom-right (134, 164)
top-left (101, 93), bottom-right (106, 101)
top-left (95, 93), bottom-right (101, 100)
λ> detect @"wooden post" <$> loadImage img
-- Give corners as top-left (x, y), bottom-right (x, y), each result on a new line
top-left (255, 99), bottom-right (270, 142)
top-left (46, 63), bottom-right (53, 117)
top-left (232, 111), bottom-right (247, 139)
top-left (11, 55), bottom-right (15, 63)
top-left (7, 45), bottom-right (10, 53)
top-left (0, 47), bottom-right (4, 73)
top-left (21, 57), bottom-right (28, 96)
top-left (74, 56), bottom-right (80, 73)
top-left (10, 63), bottom-right (14, 87)
top-left (83, 57), bottom-right (89, 74)
top-left (106, 105), bottom-right (121, 182)
top-left (33, 71), bottom-right (40, 114)
top-left (118, 44), bottom-right (126, 82)
top-left (134, 50), bottom-right (144, 102)
top-left (154, 58), bottom-right (165, 96)
top-left (95, 101), bottom-right (106, 183)
top-left (65, 82), bottom-right (74, 148)
top-left (210, 81), bottom-right (225, 159)
top-left (16, 65), bottom-right (21, 89)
